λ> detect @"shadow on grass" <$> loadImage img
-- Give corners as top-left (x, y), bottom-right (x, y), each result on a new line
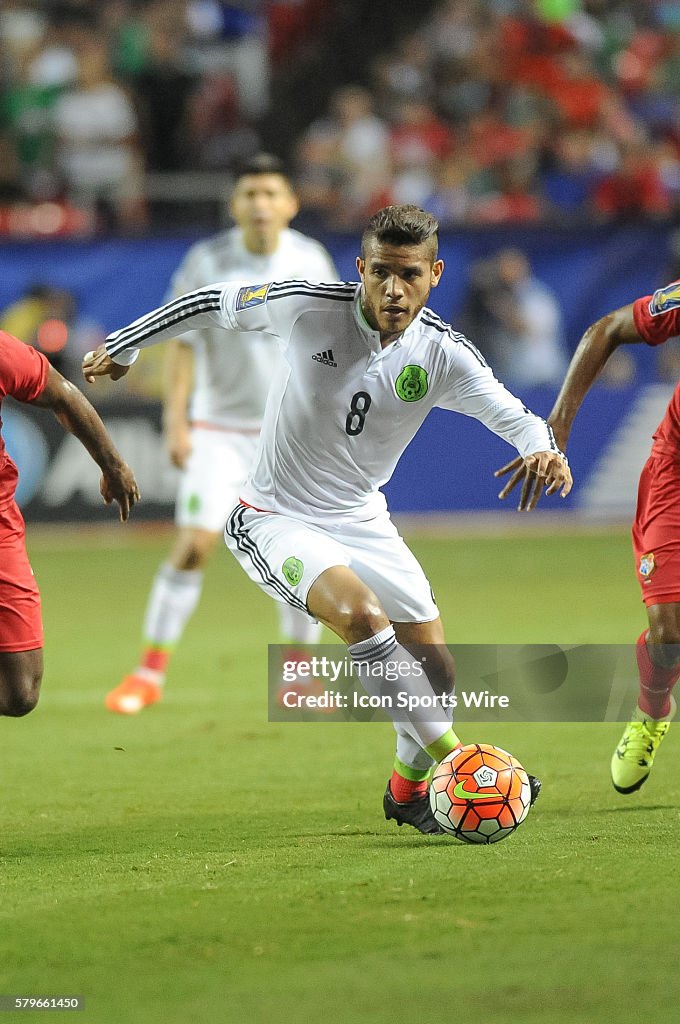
top-left (598, 803), bottom-right (680, 813)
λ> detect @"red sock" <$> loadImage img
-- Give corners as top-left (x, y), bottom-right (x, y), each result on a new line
top-left (389, 770), bottom-right (428, 803)
top-left (282, 646), bottom-right (310, 666)
top-left (636, 630), bottom-right (680, 719)
top-left (141, 647), bottom-right (170, 674)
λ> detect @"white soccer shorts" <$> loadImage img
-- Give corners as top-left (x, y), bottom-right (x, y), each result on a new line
top-left (224, 504), bottom-right (439, 624)
top-left (176, 427), bottom-right (260, 532)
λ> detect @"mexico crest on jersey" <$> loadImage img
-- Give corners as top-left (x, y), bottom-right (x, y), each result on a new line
top-left (236, 283), bottom-right (271, 309)
top-left (282, 556), bottom-right (304, 586)
top-left (649, 281), bottom-right (680, 317)
top-left (639, 552), bottom-right (656, 578)
top-left (395, 364), bottom-right (428, 402)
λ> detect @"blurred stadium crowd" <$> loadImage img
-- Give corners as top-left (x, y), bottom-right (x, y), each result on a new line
top-left (0, 0), bottom-right (679, 234)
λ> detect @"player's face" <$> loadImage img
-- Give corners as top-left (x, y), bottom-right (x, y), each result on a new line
top-left (230, 174), bottom-right (299, 247)
top-left (357, 241), bottom-right (444, 342)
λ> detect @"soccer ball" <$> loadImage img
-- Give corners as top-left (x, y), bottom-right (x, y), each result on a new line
top-left (429, 743), bottom-right (532, 844)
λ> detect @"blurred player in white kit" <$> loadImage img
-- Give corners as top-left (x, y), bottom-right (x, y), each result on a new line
top-left (106, 154), bottom-right (337, 714)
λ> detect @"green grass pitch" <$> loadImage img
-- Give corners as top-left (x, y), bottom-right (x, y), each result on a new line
top-left (2, 523), bottom-right (679, 1024)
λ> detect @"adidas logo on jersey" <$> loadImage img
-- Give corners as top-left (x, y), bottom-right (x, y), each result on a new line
top-left (312, 348), bottom-right (337, 367)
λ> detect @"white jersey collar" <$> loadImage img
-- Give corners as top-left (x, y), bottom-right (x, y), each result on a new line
top-left (353, 287), bottom-right (425, 354)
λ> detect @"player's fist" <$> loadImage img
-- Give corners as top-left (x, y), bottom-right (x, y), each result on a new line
top-left (100, 460), bottom-right (141, 521)
top-left (83, 345), bottom-right (130, 383)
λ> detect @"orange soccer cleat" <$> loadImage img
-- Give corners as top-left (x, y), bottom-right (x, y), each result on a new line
top-left (105, 675), bottom-right (163, 714)
top-left (276, 653), bottom-right (335, 713)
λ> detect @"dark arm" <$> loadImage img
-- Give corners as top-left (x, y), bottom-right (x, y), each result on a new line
top-left (30, 365), bottom-right (140, 520)
top-left (548, 303), bottom-right (640, 450)
top-left (496, 303), bottom-right (642, 509)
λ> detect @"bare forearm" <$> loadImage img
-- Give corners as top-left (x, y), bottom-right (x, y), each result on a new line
top-left (549, 305), bottom-right (638, 447)
top-left (50, 380), bottom-right (124, 471)
top-left (162, 341), bottom-right (193, 430)
top-left (31, 365), bottom-right (139, 519)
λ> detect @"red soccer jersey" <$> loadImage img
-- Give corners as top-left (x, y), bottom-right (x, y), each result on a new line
top-left (0, 331), bottom-right (49, 510)
top-left (633, 281), bottom-right (680, 454)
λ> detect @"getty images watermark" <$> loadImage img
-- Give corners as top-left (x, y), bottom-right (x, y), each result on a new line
top-left (267, 644), bottom-right (646, 723)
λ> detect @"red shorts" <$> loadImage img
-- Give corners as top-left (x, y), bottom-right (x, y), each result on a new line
top-left (0, 500), bottom-right (43, 652)
top-left (632, 451), bottom-right (680, 606)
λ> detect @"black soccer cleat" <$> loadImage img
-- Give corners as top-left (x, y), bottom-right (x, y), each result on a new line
top-left (383, 784), bottom-right (445, 835)
top-left (528, 773), bottom-right (542, 805)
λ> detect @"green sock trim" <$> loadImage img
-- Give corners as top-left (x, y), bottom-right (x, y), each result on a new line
top-left (393, 756), bottom-right (431, 783)
top-left (425, 727), bottom-right (461, 762)
top-left (142, 641), bottom-right (173, 652)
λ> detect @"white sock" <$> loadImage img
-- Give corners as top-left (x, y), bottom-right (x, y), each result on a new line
top-left (394, 669), bottom-right (454, 772)
top-left (138, 564), bottom-right (204, 681)
top-left (348, 625), bottom-right (453, 750)
top-left (394, 730), bottom-right (437, 774)
top-left (278, 603), bottom-right (322, 645)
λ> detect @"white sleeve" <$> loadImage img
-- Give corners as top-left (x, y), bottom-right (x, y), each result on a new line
top-left (105, 281), bottom-right (308, 365)
top-left (166, 246), bottom-right (212, 347)
top-left (437, 343), bottom-right (559, 457)
top-left (219, 280), bottom-right (314, 349)
top-left (160, 247), bottom-right (203, 348)
top-left (105, 284), bottom-right (232, 365)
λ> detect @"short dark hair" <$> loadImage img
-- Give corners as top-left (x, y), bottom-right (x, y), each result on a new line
top-left (234, 153), bottom-right (290, 182)
top-left (361, 205), bottom-right (439, 259)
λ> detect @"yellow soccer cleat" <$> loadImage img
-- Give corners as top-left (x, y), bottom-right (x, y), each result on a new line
top-left (105, 675), bottom-right (163, 715)
top-left (611, 697), bottom-right (675, 793)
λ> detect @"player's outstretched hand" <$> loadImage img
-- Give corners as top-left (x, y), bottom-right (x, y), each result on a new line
top-left (83, 345), bottom-right (129, 383)
top-left (495, 451), bottom-right (572, 511)
top-left (100, 460), bottom-right (141, 522)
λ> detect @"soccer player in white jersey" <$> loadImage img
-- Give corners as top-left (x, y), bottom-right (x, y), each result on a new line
top-left (105, 154), bottom-right (337, 714)
top-left (84, 205), bottom-right (571, 833)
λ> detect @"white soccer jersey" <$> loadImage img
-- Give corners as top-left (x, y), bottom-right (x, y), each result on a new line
top-left (107, 280), bottom-right (560, 523)
top-left (168, 228), bottom-right (337, 429)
